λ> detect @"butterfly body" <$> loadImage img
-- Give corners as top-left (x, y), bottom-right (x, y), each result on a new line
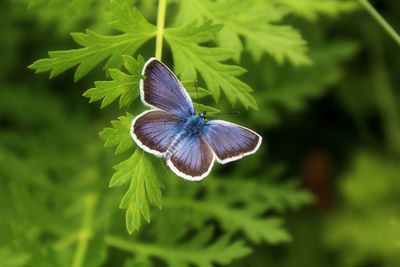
top-left (181, 114), bottom-right (205, 135)
top-left (131, 58), bottom-right (262, 181)
top-left (163, 114), bottom-right (205, 161)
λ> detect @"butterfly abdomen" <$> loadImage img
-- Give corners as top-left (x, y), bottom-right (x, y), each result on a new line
top-left (163, 115), bottom-right (204, 161)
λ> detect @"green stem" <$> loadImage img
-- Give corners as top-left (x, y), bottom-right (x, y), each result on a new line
top-left (358, 0), bottom-right (400, 46)
top-left (155, 0), bottom-right (167, 60)
top-left (105, 235), bottom-right (215, 260)
top-left (368, 32), bottom-right (400, 154)
top-left (71, 193), bottom-right (98, 267)
top-left (105, 235), bottom-right (150, 255)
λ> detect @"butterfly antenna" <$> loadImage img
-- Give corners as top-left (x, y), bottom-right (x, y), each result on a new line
top-left (194, 80), bottom-right (201, 113)
top-left (206, 111), bottom-right (240, 117)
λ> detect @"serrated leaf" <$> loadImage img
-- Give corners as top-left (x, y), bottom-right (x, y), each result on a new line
top-left (83, 55), bottom-right (145, 108)
top-left (109, 148), bottom-right (140, 188)
top-left (215, 26), bottom-right (242, 62)
top-left (163, 171), bottom-right (314, 244)
top-left (29, 3), bottom-right (156, 81)
top-left (100, 113), bottom-right (135, 155)
top-left (276, 0), bottom-right (358, 21)
top-left (244, 24), bottom-right (310, 64)
top-left (181, 80), bottom-right (212, 99)
top-left (122, 54), bottom-right (146, 75)
top-left (113, 228), bottom-right (251, 267)
top-left (165, 197), bottom-right (291, 244)
top-left (114, 150), bottom-right (163, 233)
top-left (194, 103), bottom-right (220, 114)
top-left (126, 201), bottom-right (143, 234)
top-left (142, 158), bottom-right (163, 209)
top-left (165, 21), bottom-right (257, 109)
top-left (176, 0), bottom-right (311, 65)
top-left (164, 229), bottom-right (252, 267)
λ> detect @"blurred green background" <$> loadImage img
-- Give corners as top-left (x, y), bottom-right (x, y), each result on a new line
top-left (1, 0), bottom-right (399, 266)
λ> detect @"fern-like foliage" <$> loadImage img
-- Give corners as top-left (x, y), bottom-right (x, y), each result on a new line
top-left (100, 113), bottom-right (135, 154)
top-left (175, 0), bottom-right (311, 64)
top-left (83, 55), bottom-right (145, 109)
top-left (29, 3), bottom-right (157, 81)
top-left (107, 227), bottom-right (251, 267)
top-left (112, 150), bottom-right (162, 234)
top-left (29, 0), bottom-right (265, 234)
top-left (0, 86), bottom-right (312, 267)
top-left (100, 112), bottom-right (162, 234)
top-left (162, 175), bottom-right (313, 244)
top-left (2, 0), bottom-right (379, 265)
top-left (23, 1), bottom-right (340, 265)
top-left (26, 0), bottom-right (325, 236)
top-left (276, 0), bottom-right (358, 21)
top-left (165, 21), bottom-right (257, 108)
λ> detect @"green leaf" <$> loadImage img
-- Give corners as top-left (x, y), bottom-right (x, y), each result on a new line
top-left (162, 170), bottom-right (313, 245)
top-left (276, 0), bottom-right (358, 21)
top-left (107, 227), bottom-right (251, 267)
top-left (115, 150), bottom-right (163, 234)
top-left (164, 229), bottom-right (252, 267)
top-left (178, 80), bottom-right (219, 113)
top-left (83, 55), bottom-right (145, 108)
top-left (194, 103), bottom-right (220, 114)
top-left (215, 26), bottom-right (242, 62)
top-left (165, 21), bottom-right (257, 109)
top-left (164, 197), bottom-right (291, 244)
top-left (181, 80), bottom-right (212, 99)
top-left (176, 0), bottom-right (311, 65)
top-left (109, 148), bottom-right (140, 188)
top-left (251, 39), bottom-right (358, 127)
top-left (100, 113), bottom-right (135, 155)
top-left (29, 3), bottom-right (156, 81)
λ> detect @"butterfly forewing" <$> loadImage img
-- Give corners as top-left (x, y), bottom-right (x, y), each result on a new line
top-left (141, 58), bottom-right (195, 119)
top-left (201, 120), bottom-right (262, 164)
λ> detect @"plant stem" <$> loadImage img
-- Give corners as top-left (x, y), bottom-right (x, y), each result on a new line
top-left (105, 235), bottom-right (212, 260)
top-left (155, 0), bottom-right (167, 60)
top-left (368, 30), bottom-right (400, 154)
top-left (71, 193), bottom-right (98, 267)
top-left (358, 0), bottom-right (400, 46)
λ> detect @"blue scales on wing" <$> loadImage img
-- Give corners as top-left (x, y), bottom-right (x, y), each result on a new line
top-left (131, 110), bottom-right (183, 157)
top-left (167, 134), bottom-right (215, 181)
top-left (201, 120), bottom-right (262, 164)
top-left (140, 58), bottom-right (195, 119)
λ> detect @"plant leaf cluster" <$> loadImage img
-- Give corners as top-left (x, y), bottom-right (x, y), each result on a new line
top-left (0, 86), bottom-right (312, 266)
top-left (21, 0), bottom-right (359, 265)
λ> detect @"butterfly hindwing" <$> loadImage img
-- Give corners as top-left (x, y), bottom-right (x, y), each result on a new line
top-left (201, 120), bottom-right (262, 164)
top-left (131, 110), bottom-right (183, 157)
top-left (141, 58), bottom-right (195, 119)
top-left (167, 134), bottom-right (215, 181)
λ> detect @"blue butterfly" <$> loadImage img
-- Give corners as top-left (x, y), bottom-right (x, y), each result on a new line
top-left (131, 58), bottom-right (262, 181)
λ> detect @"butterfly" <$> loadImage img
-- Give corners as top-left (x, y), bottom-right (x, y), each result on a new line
top-left (130, 58), bottom-right (262, 181)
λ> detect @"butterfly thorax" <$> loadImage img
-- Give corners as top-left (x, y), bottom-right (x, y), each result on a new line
top-left (162, 115), bottom-right (205, 161)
